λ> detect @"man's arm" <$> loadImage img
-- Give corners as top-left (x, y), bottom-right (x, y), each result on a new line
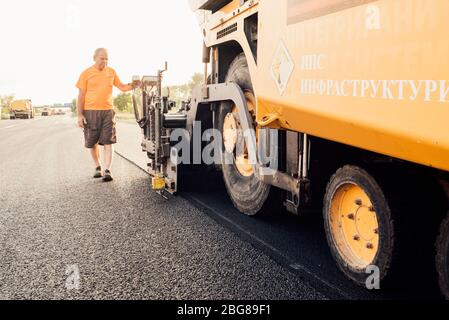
top-left (77, 89), bottom-right (87, 128)
top-left (117, 83), bottom-right (134, 92)
top-left (115, 81), bottom-right (133, 92)
top-left (113, 70), bottom-right (135, 92)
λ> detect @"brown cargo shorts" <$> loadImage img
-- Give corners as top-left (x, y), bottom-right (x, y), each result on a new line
top-left (83, 110), bottom-right (117, 149)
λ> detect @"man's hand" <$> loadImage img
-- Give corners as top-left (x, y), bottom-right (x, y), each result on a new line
top-left (132, 80), bottom-right (142, 89)
top-left (77, 115), bottom-right (87, 128)
top-left (122, 81), bottom-right (141, 92)
top-left (77, 89), bottom-right (86, 127)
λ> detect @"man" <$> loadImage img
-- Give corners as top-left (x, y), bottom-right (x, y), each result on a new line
top-left (76, 48), bottom-right (135, 182)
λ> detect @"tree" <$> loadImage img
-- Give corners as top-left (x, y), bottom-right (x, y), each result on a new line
top-left (0, 94), bottom-right (15, 116)
top-left (113, 93), bottom-right (132, 113)
top-left (164, 72), bottom-right (204, 107)
top-left (0, 94), bottom-right (15, 109)
top-left (188, 72), bottom-right (203, 91)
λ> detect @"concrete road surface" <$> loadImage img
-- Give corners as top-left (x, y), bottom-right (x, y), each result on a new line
top-left (0, 116), bottom-right (325, 300)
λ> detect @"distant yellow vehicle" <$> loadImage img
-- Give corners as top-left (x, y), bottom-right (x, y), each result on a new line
top-left (133, 0), bottom-right (449, 298)
top-left (10, 100), bottom-right (34, 119)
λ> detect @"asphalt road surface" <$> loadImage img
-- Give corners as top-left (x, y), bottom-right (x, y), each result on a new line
top-left (0, 115), bottom-right (324, 300)
top-left (0, 116), bottom-right (442, 300)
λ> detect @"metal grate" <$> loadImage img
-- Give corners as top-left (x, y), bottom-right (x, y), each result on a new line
top-left (217, 23), bottom-right (238, 39)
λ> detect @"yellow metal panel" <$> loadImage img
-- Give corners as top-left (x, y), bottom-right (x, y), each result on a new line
top-left (11, 100), bottom-right (31, 111)
top-left (152, 176), bottom-right (166, 191)
top-left (220, 0), bottom-right (241, 14)
top-left (255, 0), bottom-right (449, 172)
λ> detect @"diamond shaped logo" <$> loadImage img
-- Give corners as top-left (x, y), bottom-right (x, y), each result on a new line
top-left (271, 40), bottom-right (294, 95)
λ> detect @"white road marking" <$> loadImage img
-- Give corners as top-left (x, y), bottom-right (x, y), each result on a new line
top-left (3, 125), bottom-right (17, 129)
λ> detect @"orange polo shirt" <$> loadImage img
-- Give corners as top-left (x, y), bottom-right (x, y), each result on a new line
top-left (76, 66), bottom-right (125, 110)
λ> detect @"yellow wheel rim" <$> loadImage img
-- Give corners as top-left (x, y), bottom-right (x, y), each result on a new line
top-left (223, 92), bottom-right (257, 177)
top-left (329, 183), bottom-right (380, 270)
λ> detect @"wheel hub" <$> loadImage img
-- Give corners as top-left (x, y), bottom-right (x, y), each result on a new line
top-left (330, 183), bottom-right (380, 269)
top-left (223, 91), bottom-right (257, 177)
top-left (223, 112), bottom-right (239, 154)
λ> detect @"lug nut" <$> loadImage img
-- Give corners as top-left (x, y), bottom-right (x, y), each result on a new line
top-left (374, 228), bottom-right (379, 235)
top-left (355, 199), bottom-right (363, 206)
top-left (353, 235), bottom-right (360, 241)
top-left (367, 243), bottom-right (374, 249)
top-left (347, 213), bottom-right (355, 220)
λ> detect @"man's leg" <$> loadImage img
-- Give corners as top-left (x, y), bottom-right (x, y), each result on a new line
top-left (90, 144), bottom-right (104, 178)
top-left (103, 144), bottom-right (114, 171)
top-left (84, 111), bottom-right (104, 178)
top-left (90, 144), bottom-right (101, 168)
top-left (99, 110), bottom-right (117, 182)
top-left (102, 144), bottom-right (114, 182)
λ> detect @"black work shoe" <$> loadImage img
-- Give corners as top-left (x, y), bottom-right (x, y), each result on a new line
top-left (93, 166), bottom-right (103, 178)
top-left (103, 170), bottom-right (114, 182)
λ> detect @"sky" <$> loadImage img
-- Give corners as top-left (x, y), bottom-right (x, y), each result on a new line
top-left (0, 0), bottom-right (204, 105)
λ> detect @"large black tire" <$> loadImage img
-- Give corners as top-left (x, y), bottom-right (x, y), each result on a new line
top-left (324, 165), bottom-right (446, 289)
top-left (436, 213), bottom-right (449, 300)
top-left (217, 53), bottom-right (278, 216)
